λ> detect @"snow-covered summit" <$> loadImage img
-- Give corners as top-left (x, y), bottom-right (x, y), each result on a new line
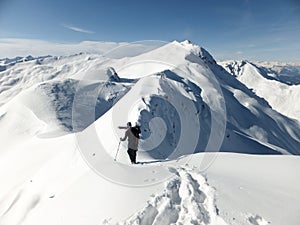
top-left (220, 60), bottom-right (300, 85)
top-left (173, 40), bottom-right (217, 65)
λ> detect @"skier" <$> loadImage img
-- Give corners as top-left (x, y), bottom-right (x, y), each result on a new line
top-left (120, 122), bottom-right (140, 164)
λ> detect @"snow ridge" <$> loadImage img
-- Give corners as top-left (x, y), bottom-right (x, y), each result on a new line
top-left (219, 60), bottom-right (300, 122)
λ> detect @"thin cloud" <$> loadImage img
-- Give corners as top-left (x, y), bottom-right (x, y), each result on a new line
top-left (0, 38), bottom-right (120, 57)
top-left (62, 24), bottom-right (95, 34)
top-left (0, 38), bottom-right (164, 58)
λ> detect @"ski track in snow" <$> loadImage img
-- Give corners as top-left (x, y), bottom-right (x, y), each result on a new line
top-left (104, 167), bottom-right (227, 225)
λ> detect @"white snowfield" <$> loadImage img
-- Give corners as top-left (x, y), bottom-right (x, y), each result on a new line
top-left (0, 41), bottom-right (299, 225)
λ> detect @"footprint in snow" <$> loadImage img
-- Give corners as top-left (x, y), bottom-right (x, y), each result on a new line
top-left (116, 167), bottom-right (223, 225)
top-left (248, 215), bottom-right (270, 225)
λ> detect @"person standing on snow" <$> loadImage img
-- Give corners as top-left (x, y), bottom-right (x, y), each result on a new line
top-left (120, 122), bottom-right (140, 164)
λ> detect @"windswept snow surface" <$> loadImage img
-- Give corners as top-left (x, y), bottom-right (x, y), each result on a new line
top-left (0, 41), bottom-right (299, 225)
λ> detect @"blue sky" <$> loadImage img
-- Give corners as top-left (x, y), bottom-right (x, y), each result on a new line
top-left (0, 0), bottom-right (299, 61)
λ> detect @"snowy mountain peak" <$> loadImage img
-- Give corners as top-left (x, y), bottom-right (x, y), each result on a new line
top-left (178, 40), bottom-right (217, 65)
top-left (219, 60), bottom-right (252, 78)
top-left (220, 60), bottom-right (300, 85)
top-left (220, 59), bottom-right (300, 121)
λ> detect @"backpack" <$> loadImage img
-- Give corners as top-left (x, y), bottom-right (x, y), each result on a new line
top-left (131, 126), bottom-right (141, 139)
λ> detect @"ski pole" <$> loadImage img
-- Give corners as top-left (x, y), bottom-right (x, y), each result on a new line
top-left (114, 141), bottom-right (121, 161)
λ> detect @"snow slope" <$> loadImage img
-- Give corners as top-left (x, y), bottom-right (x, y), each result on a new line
top-left (219, 60), bottom-right (300, 122)
top-left (0, 40), bottom-right (299, 225)
top-left (192, 153), bottom-right (300, 225)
